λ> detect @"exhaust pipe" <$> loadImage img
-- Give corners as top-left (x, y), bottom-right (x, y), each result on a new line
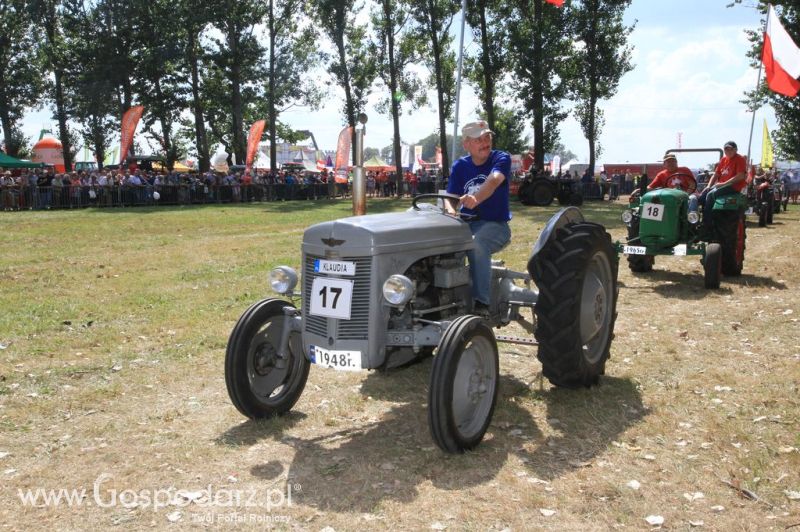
top-left (352, 113), bottom-right (368, 215)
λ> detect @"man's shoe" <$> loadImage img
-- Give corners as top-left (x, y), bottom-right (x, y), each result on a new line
top-left (473, 301), bottom-right (491, 317)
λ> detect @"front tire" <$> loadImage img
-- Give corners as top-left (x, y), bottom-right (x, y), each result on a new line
top-left (626, 219), bottom-right (654, 272)
top-left (225, 298), bottom-right (310, 419)
top-left (528, 222), bottom-right (619, 388)
top-left (428, 315), bottom-right (499, 453)
top-left (703, 243), bottom-right (721, 289)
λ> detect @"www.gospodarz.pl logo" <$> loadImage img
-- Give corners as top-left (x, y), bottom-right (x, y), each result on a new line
top-left (17, 473), bottom-right (297, 512)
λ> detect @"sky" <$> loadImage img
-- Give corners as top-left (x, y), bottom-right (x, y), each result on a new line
top-left (20, 0), bottom-right (772, 169)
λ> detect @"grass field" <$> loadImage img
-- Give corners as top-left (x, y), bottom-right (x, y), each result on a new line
top-left (1, 198), bottom-right (798, 530)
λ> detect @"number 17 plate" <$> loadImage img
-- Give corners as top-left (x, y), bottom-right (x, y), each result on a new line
top-left (309, 345), bottom-right (362, 371)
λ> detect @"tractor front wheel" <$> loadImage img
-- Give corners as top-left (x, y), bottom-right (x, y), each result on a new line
top-left (703, 243), bottom-right (722, 289)
top-left (428, 315), bottom-right (499, 453)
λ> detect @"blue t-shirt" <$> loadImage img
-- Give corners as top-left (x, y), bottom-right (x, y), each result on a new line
top-left (447, 150), bottom-right (511, 222)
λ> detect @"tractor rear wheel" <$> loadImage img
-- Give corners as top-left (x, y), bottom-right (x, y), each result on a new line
top-left (717, 212), bottom-right (745, 276)
top-left (530, 180), bottom-right (555, 206)
top-left (528, 222), bottom-right (618, 388)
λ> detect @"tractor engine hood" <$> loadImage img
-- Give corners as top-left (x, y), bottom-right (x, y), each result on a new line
top-left (302, 210), bottom-right (474, 257)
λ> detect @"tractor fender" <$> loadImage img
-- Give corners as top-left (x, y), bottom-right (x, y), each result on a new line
top-left (530, 206), bottom-right (586, 261)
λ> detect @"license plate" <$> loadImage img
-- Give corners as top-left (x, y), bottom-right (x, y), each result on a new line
top-left (313, 259), bottom-right (356, 276)
top-left (309, 345), bottom-right (362, 371)
top-left (641, 202), bottom-right (665, 221)
top-left (745, 207), bottom-right (754, 215)
top-left (309, 277), bottom-right (353, 319)
top-left (623, 245), bottom-right (647, 255)
top-left (672, 244), bottom-right (687, 256)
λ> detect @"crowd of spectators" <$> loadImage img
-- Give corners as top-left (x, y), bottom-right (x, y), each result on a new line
top-left (0, 166), bottom-right (446, 211)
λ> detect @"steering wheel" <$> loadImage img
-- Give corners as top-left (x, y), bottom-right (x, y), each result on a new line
top-left (411, 193), bottom-right (476, 220)
top-left (665, 172), bottom-right (697, 194)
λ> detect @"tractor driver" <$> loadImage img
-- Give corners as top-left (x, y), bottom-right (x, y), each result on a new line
top-left (697, 140), bottom-right (747, 232)
top-left (445, 120), bottom-right (512, 315)
top-left (631, 152), bottom-right (696, 198)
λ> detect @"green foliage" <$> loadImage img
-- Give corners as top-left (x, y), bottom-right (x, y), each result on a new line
top-left (485, 104), bottom-right (529, 155)
top-left (568, 0), bottom-right (635, 171)
top-left (507, 0), bottom-right (572, 169)
top-left (740, 1), bottom-right (800, 160)
top-left (0, 0), bottom-right (46, 157)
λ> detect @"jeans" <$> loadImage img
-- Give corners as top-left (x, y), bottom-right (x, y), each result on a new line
top-left (467, 220), bottom-right (511, 305)
top-left (699, 185), bottom-right (739, 228)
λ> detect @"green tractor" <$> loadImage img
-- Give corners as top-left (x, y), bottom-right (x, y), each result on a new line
top-left (619, 148), bottom-right (747, 289)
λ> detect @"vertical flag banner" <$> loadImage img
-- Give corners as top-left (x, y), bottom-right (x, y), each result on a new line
top-left (414, 145), bottom-right (423, 172)
top-left (401, 143), bottom-right (410, 169)
top-left (119, 105), bottom-right (144, 165)
top-left (761, 119), bottom-right (774, 168)
top-left (334, 126), bottom-right (352, 184)
top-left (763, 5), bottom-right (800, 97)
top-left (245, 120), bottom-right (266, 174)
top-left (435, 146), bottom-right (442, 167)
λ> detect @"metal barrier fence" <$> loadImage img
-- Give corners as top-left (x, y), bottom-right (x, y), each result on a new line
top-left (1, 181), bottom-right (447, 211)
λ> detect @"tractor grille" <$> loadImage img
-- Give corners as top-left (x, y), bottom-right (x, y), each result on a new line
top-left (303, 255), bottom-right (372, 340)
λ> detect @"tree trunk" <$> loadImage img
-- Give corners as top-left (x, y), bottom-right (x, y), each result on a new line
top-left (188, 28), bottom-right (210, 172)
top-left (0, 81), bottom-right (17, 157)
top-left (430, 29), bottom-right (450, 178)
top-left (229, 22), bottom-right (246, 165)
top-left (532, 0), bottom-right (544, 171)
top-left (268, 0), bottom-right (277, 174)
top-left (53, 69), bottom-right (73, 172)
top-left (383, 0), bottom-right (404, 196)
top-left (334, 32), bottom-right (356, 162)
top-left (92, 114), bottom-right (106, 171)
top-left (478, 1), bottom-right (495, 131)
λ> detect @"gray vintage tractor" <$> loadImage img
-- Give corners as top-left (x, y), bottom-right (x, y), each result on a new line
top-left (225, 194), bottom-right (619, 453)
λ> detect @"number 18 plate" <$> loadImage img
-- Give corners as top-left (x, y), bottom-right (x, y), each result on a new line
top-left (309, 345), bottom-right (362, 371)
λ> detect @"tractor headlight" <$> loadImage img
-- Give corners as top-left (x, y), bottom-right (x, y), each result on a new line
top-left (382, 275), bottom-right (414, 306)
top-left (621, 209), bottom-right (633, 225)
top-left (687, 211), bottom-right (699, 224)
top-left (269, 266), bottom-right (298, 294)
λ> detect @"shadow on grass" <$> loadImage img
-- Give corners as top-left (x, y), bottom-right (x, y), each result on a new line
top-left (620, 268), bottom-right (786, 296)
top-left (520, 376), bottom-right (648, 481)
top-left (215, 360), bottom-right (644, 513)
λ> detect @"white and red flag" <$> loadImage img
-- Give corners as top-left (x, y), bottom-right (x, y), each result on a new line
top-left (334, 126), bottom-right (352, 183)
top-left (763, 5), bottom-right (800, 97)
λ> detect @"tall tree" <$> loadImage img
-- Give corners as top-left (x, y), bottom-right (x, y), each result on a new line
top-left (206, 0), bottom-right (267, 164)
top-left (408, 0), bottom-right (459, 177)
top-left (485, 104), bottom-right (529, 155)
top-left (263, 0), bottom-right (324, 173)
top-left (0, 0), bottom-right (45, 157)
top-left (508, 0), bottom-right (571, 172)
top-left (29, 0), bottom-right (75, 171)
top-left (61, 0), bottom-right (117, 168)
top-left (464, 0), bottom-right (510, 133)
top-left (569, 0), bottom-right (634, 172)
top-left (373, 0), bottom-right (427, 194)
top-left (315, 0), bottom-right (378, 164)
top-left (179, 0), bottom-right (212, 171)
top-left (131, 0), bottom-right (189, 169)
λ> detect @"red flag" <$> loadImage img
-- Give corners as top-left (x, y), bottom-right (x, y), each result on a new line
top-left (545, 0), bottom-right (563, 6)
top-left (763, 5), bottom-right (800, 97)
top-left (334, 126), bottom-right (352, 183)
top-left (119, 105), bottom-right (144, 165)
top-left (245, 120), bottom-right (266, 174)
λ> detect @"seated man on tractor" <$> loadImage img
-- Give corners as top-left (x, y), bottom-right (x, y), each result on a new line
top-left (631, 152), bottom-right (696, 197)
top-left (698, 140), bottom-right (747, 231)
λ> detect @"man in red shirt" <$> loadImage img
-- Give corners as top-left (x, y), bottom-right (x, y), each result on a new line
top-left (632, 153), bottom-right (696, 197)
top-left (699, 140), bottom-right (747, 229)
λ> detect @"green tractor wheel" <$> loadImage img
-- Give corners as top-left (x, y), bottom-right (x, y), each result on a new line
top-left (703, 243), bottom-right (722, 289)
